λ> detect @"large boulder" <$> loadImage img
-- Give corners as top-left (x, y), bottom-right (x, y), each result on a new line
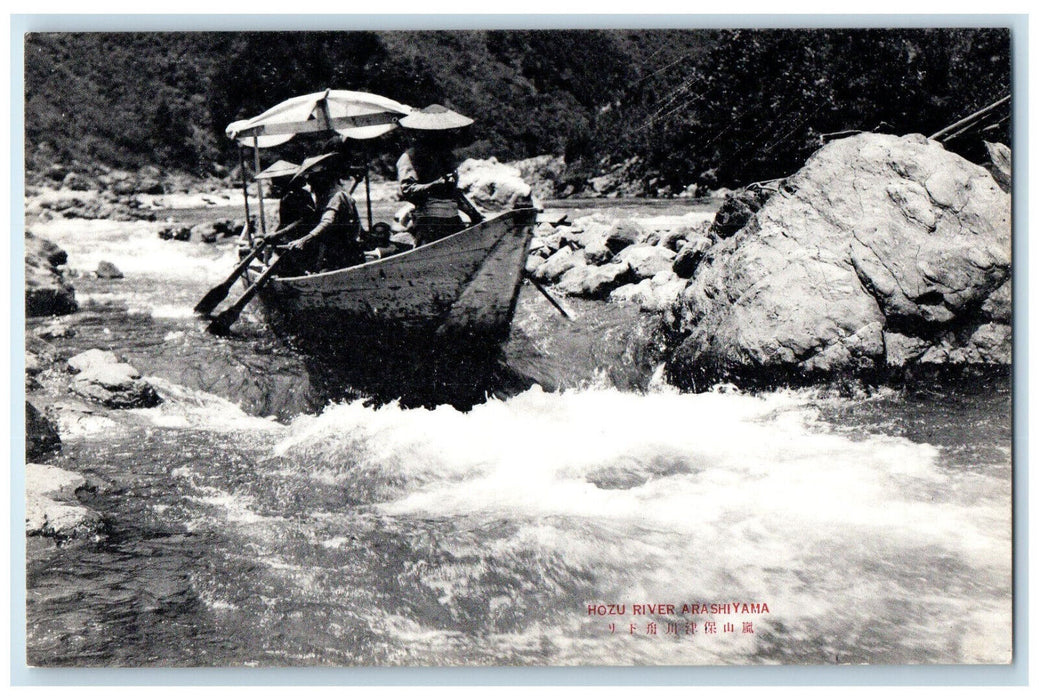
top-left (670, 133), bottom-right (1011, 386)
top-left (457, 158), bottom-right (533, 211)
top-left (25, 231), bottom-right (77, 317)
top-left (68, 349), bottom-right (162, 409)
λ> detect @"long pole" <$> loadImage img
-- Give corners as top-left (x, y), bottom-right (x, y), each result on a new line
top-left (363, 144), bottom-right (373, 232)
top-left (929, 95), bottom-right (1011, 141)
top-left (237, 146), bottom-right (253, 246)
top-left (253, 136), bottom-right (267, 235)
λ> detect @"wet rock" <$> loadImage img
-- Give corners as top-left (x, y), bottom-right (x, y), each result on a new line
top-left (919, 323), bottom-right (1012, 365)
top-left (34, 320), bottom-right (74, 342)
top-left (191, 222), bottom-right (221, 243)
top-left (614, 244), bottom-right (676, 280)
top-left (511, 154), bottom-right (566, 201)
top-left (611, 271), bottom-right (688, 312)
top-left (25, 231), bottom-right (77, 317)
top-left (67, 349), bottom-right (120, 373)
top-left (671, 133), bottom-right (1011, 385)
top-left (984, 141), bottom-right (1011, 193)
top-left (582, 241), bottom-right (613, 266)
top-left (26, 401), bottom-right (61, 460)
top-left (213, 218), bottom-right (239, 237)
top-left (95, 260), bottom-right (123, 279)
top-left (710, 186), bottom-right (773, 239)
top-left (25, 463), bottom-right (102, 540)
top-left (61, 171), bottom-right (93, 191)
top-left (68, 349), bottom-right (162, 409)
top-left (658, 222), bottom-right (711, 252)
top-left (672, 237), bottom-right (714, 279)
top-left (457, 157), bottom-right (534, 211)
top-left (557, 262), bottom-right (633, 299)
top-left (533, 247), bottom-right (582, 284)
top-left (45, 398), bottom-right (123, 438)
top-left (981, 280), bottom-right (1012, 324)
top-left (603, 220), bottom-right (643, 254)
top-left (525, 251), bottom-right (548, 275)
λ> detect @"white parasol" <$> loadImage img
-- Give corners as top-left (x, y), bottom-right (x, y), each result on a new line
top-left (225, 89), bottom-right (413, 148)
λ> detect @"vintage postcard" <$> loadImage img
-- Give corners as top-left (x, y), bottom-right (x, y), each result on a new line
top-left (19, 22), bottom-right (1016, 672)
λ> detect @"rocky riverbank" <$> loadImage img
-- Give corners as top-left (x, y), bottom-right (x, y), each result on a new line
top-left (25, 233), bottom-right (165, 543)
top-left (518, 133), bottom-right (1012, 389)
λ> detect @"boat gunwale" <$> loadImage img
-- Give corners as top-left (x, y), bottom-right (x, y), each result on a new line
top-left (267, 207), bottom-right (536, 286)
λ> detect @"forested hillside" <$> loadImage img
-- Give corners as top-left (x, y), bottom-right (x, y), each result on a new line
top-left (24, 28), bottom-right (1010, 192)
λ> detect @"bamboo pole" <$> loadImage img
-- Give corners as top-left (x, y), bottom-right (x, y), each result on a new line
top-left (238, 146), bottom-right (253, 246)
top-left (253, 136), bottom-right (267, 235)
top-left (929, 95), bottom-right (1011, 141)
top-left (364, 159), bottom-right (374, 233)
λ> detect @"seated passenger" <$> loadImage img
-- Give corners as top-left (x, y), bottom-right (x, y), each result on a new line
top-left (363, 222), bottom-right (409, 261)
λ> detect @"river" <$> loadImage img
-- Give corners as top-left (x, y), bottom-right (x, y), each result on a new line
top-left (24, 204), bottom-right (1012, 667)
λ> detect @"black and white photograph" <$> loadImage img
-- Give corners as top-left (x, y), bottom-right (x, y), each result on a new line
top-left (19, 22), bottom-right (1016, 669)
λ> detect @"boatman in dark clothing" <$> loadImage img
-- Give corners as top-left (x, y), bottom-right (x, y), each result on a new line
top-left (284, 153), bottom-right (365, 272)
top-left (255, 160), bottom-right (315, 244)
top-left (396, 104), bottom-right (481, 246)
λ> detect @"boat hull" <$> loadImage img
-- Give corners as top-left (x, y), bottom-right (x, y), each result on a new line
top-left (253, 208), bottom-right (537, 353)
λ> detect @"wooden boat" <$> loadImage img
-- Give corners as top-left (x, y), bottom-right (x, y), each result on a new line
top-left (215, 91), bottom-right (543, 405)
top-left (248, 207), bottom-right (537, 353)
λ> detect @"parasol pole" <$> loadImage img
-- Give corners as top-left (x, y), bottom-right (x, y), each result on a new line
top-left (252, 136), bottom-right (267, 235)
top-left (237, 146), bottom-right (253, 246)
top-left (363, 144), bottom-right (374, 232)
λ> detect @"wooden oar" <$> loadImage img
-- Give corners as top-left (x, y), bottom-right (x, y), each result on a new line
top-left (194, 239), bottom-right (272, 315)
top-left (207, 252), bottom-right (292, 335)
top-left (455, 191), bottom-right (485, 224)
top-left (524, 272), bottom-right (572, 320)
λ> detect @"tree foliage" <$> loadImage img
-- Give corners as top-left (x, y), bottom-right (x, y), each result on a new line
top-left (25, 29), bottom-right (1010, 189)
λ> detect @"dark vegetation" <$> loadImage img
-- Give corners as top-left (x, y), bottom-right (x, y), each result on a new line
top-left (25, 28), bottom-right (1010, 192)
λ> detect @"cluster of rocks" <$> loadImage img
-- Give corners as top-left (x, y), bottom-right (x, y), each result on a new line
top-left (460, 154), bottom-right (715, 202)
top-left (27, 162), bottom-right (235, 223)
top-left (26, 331), bottom-right (163, 541)
top-left (664, 132), bottom-right (1012, 388)
top-left (526, 216), bottom-right (715, 312)
top-left (26, 188), bottom-right (158, 222)
top-left (157, 217), bottom-right (246, 243)
top-left (35, 162), bottom-right (226, 197)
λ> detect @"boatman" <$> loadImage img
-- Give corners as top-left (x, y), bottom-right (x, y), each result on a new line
top-left (255, 160), bottom-right (315, 247)
top-left (284, 153), bottom-right (365, 272)
top-left (396, 104), bottom-right (480, 246)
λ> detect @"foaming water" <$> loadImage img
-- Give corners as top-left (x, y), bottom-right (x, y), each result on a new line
top-left (254, 386), bottom-right (1009, 665)
top-left (31, 219), bottom-right (236, 280)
